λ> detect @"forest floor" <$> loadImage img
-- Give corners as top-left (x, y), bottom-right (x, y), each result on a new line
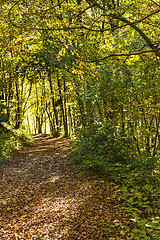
top-left (0, 134), bottom-right (128, 240)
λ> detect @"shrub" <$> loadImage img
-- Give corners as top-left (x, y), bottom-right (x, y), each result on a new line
top-left (73, 122), bottom-right (159, 179)
top-left (0, 124), bottom-right (33, 163)
top-left (73, 123), bottom-right (137, 174)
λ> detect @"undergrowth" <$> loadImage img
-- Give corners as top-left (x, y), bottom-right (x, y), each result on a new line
top-left (0, 124), bottom-right (33, 163)
top-left (72, 123), bottom-right (160, 239)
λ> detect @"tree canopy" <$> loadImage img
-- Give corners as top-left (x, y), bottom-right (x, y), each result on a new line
top-left (6, 0), bottom-right (160, 59)
top-left (0, 0), bottom-right (159, 149)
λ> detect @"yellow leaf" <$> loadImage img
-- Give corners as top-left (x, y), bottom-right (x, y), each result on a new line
top-left (12, 211), bottom-right (17, 215)
top-left (120, 231), bottom-right (125, 235)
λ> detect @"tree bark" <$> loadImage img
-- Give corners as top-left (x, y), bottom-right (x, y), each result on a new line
top-left (48, 70), bottom-right (59, 136)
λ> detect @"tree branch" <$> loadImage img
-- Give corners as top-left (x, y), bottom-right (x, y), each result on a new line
top-left (150, 0), bottom-right (160, 7)
top-left (88, 48), bottom-right (160, 62)
top-left (112, 14), bottom-right (160, 57)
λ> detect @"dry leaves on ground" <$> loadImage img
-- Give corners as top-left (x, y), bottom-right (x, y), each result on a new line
top-left (0, 134), bottom-right (124, 240)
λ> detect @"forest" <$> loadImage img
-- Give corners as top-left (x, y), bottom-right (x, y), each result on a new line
top-left (0, 0), bottom-right (160, 239)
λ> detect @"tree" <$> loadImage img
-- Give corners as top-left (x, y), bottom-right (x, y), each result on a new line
top-left (0, 0), bottom-right (159, 162)
top-left (8, 0), bottom-right (160, 60)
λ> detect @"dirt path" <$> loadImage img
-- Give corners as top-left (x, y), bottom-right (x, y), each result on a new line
top-left (0, 135), bottom-right (121, 240)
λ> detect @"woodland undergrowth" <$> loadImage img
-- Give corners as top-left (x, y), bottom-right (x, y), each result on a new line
top-left (0, 123), bottom-right (33, 163)
top-left (0, 131), bottom-right (159, 239)
top-left (73, 123), bottom-right (160, 239)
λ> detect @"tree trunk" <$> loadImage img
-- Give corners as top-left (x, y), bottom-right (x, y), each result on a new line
top-left (48, 70), bottom-right (59, 136)
top-left (57, 73), bottom-right (68, 137)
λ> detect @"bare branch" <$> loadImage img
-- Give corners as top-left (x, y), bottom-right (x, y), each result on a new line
top-left (88, 48), bottom-right (160, 62)
top-left (112, 14), bottom-right (160, 57)
top-left (99, 8), bottom-right (160, 32)
top-left (150, 0), bottom-right (160, 7)
top-left (74, 4), bottom-right (95, 19)
top-left (87, 0), bottom-right (106, 11)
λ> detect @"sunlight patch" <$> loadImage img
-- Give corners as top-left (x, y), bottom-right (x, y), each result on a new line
top-left (48, 175), bottom-right (60, 183)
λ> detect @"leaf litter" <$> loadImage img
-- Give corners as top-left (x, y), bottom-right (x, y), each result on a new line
top-left (0, 134), bottom-right (129, 239)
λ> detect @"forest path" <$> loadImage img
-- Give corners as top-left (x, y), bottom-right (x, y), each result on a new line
top-left (0, 135), bottom-right (121, 240)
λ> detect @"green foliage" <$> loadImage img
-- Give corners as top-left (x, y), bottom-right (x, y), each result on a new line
top-left (73, 120), bottom-right (160, 178)
top-left (73, 123), bottom-right (137, 173)
top-left (111, 173), bottom-right (160, 240)
top-left (0, 124), bottom-right (33, 163)
top-left (0, 101), bottom-right (9, 124)
top-left (0, 133), bottom-right (17, 163)
top-left (73, 121), bottom-right (159, 239)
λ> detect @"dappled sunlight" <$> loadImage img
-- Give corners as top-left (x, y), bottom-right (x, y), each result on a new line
top-left (46, 175), bottom-right (60, 183)
top-left (0, 179), bottom-right (93, 239)
top-left (1, 135), bottom-right (136, 239)
top-left (17, 136), bottom-right (72, 158)
top-left (0, 135), bottom-right (94, 239)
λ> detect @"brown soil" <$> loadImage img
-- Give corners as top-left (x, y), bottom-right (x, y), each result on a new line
top-left (0, 134), bottom-right (121, 240)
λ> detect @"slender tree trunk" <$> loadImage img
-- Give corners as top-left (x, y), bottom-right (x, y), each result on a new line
top-left (15, 79), bottom-right (21, 129)
top-left (153, 113), bottom-right (160, 157)
top-left (57, 73), bottom-right (68, 137)
top-left (63, 77), bottom-right (68, 135)
top-left (128, 121), bottom-right (141, 155)
top-left (48, 70), bottom-right (59, 136)
top-left (74, 80), bottom-right (86, 127)
top-left (35, 82), bottom-right (43, 134)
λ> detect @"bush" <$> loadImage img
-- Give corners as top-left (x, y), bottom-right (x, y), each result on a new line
top-left (0, 124), bottom-right (33, 163)
top-left (73, 123), bottom-right (137, 174)
top-left (72, 123), bottom-right (160, 240)
top-left (73, 123), bottom-right (159, 179)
